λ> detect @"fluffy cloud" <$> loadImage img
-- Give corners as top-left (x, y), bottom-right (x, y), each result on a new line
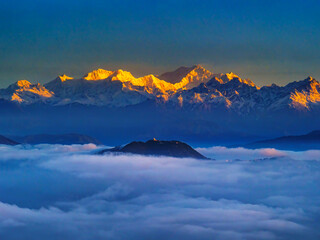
top-left (0, 143), bottom-right (100, 161)
top-left (196, 146), bottom-right (320, 161)
top-left (0, 145), bottom-right (319, 240)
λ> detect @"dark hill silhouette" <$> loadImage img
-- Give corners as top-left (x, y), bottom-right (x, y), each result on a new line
top-left (245, 130), bottom-right (320, 151)
top-left (100, 139), bottom-right (208, 159)
top-left (0, 135), bottom-right (19, 145)
top-left (10, 133), bottom-right (102, 145)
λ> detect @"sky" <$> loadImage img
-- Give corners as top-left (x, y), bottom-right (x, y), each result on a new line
top-left (0, 143), bottom-right (319, 239)
top-left (1, 0), bottom-right (320, 87)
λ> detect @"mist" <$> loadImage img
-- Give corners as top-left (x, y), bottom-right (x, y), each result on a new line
top-left (0, 144), bottom-right (319, 240)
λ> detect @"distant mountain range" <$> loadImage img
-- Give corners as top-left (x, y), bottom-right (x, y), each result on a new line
top-left (11, 133), bottom-right (102, 145)
top-left (0, 135), bottom-right (19, 145)
top-left (1, 65), bottom-right (319, 112)
top-left (1, 65), bottom-right (320, 145)
top-left (245, 130), bottom-right (320, 151)
top-left (0, 134), bottom-right (101, 145)
top-left (100, 139), bottom-right (208, 159)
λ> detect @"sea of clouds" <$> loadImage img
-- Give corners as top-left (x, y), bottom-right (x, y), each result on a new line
top-left (0, 144), bottom-right (319, 240)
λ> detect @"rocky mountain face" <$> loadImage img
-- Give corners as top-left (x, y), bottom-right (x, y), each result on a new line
top-left (1, 65), bottom-right (319, 112)
top-left (0, 80), bottom-right (54, 104)
top-left (159, 65), bottom-right (214, 89)
top-left (167, 73), bottom-right (320, 113)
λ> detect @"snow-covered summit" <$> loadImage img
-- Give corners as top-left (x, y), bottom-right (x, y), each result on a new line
top-left (83, 69), bottom-right (115, 81)
top-left (0, 80), bottom-right (54, 104)
top-left (159, 65), bottom-right (214, 89)
top-left (0, 66), bottom-right (319, 112)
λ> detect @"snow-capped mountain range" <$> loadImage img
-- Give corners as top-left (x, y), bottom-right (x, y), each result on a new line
top-left (1, 65), bottom-right (320, 112)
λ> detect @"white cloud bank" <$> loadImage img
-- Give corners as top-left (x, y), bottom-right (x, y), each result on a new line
top-left (196, 146), bottom-right (320, 161)
top-left (0, 144), bottom-right (319, 240)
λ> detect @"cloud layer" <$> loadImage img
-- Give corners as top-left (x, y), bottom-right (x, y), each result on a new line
top-left (0, 144), bottom-right (319, 240)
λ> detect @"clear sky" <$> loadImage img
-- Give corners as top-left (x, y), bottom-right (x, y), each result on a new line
top-left (1, 0), bottom-right (320, 87)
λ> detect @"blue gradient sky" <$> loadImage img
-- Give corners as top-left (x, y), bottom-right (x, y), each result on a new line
top-left (1, 0), bottom-right (319, 87)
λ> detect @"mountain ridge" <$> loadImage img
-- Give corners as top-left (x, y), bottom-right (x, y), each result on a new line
top-left (0, 65), bottom-right (319, 112)
top-left (245, 130), bottom-right (320, 151)
top-left (10, 133), bottom-right (102, 145)
top-left (0, 135), bottom-right (19, 145)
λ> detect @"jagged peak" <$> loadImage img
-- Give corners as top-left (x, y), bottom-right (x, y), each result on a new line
top-left (57, 74), bottom-right (73, 82)
top-left (139, 74), bottom-right (160, 81)
top-left (15, 80), bottom-right (32, 88)
top-left (239, 78), bottom-right (256, 87)
top-left (191, 64), bottom-right (208, 71)
top-left (83, 68), bottom-right (114, 80)
top-left (81, 65), bottom-right (214, 90)
top-left (110, 69), bottom-right (135, 81)
top-left (300, 76), bottom-right (317, 83)
top-left (114, 69), bottom-right (125, 74)
top-left (285, 76), bottom-right (319, 91)
top-left (83, 68), bottom-right (136, 82)
top-left (217, 72), bottom-right (240, 83)
top-left (189, 64), bottom-right (213, 75)
top-left (159, 65), bottom-right (213, 85)
top-left (295, 76), bottom-right (318, 85)
top-left (174, 65), bottom-right (200, 72)
top-left (4, 79), bottom-right (54, 104)
top-left (304, 76), bottom-right (319, 85)
top-left (225, 72), bottom-right (240, 80)
top-left (217, 73), bottom-right (257, 87)
top-left (287, 76), bottom-right (320, 110)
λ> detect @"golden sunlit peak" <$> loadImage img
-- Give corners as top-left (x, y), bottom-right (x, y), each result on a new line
top-left (225, 72), bottom-right (240, 80)
top-left (16, 80), bottom-right (31, 88)
top-left (110, 69), bottom-right (135, 80)
top-left (114, 69), bottom-right (125, 74)
top-left (83, 68), bottom-right (114, 80)
top-left (306, 76), bottom-right (315, 81)
top-left (192, 65), bottom-right (211, 73)
top-left (58, 74), bottom-right (73, 82)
